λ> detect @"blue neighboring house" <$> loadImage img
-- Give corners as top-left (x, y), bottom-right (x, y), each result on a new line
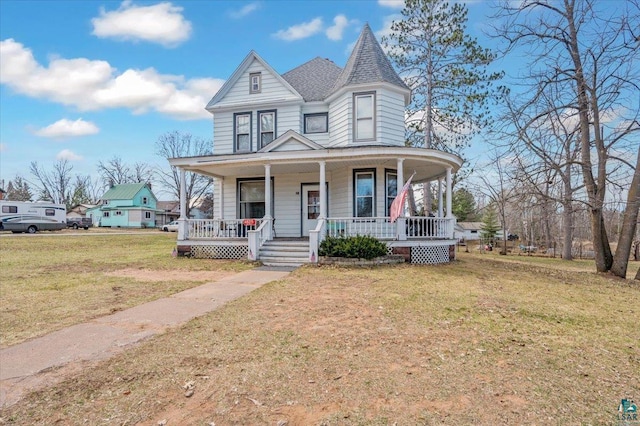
top-left (87, 183), bottom-right (159, 228)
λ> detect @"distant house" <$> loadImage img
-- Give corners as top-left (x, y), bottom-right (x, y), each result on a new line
top-left (456, 222), bottom-right (484, 241)
top-left (67, 203), bottom-right (97, 219)
top-left (87, 183), bottom-right (159, 228)
top-left (156, 201), bottom-right (180, 227)
top-left (0, 188), bottom-right (5, 200)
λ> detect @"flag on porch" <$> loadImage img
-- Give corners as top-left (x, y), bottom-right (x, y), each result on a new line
top-left (390, 172), bottom-right (415, 223)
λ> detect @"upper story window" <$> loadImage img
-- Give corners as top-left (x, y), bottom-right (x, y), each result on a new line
top-left (250, 72), bottom-right (262, 94)
top-left (354, 92), bottom-right (375, 141)
top-left (102, 200), bottom-right (109, 205)
top-left (142, 197), bottom-right (148, 205)
top-left (354, 169), bottom-right (376, 217)
top-left (234, 112), bottom-right (252, 152)
top-left (259, 110), bottom-right (276, 149)
top-left (304, 113), bottom-right (328, 134)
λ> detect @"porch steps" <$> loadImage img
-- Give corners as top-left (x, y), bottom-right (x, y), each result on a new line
top-left (259, 239), bottom-right (310, 267)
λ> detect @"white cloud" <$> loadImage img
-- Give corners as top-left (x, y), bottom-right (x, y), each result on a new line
top-left (230, 2), bottom-right (260, 19)
top-left (378, 0), bottom-right (404, 8)
top-left (56, 149), bottom-right (83, 161)
top-left (91, 0), bottom-right (192, 47)
top-left (273, 17), bottom-right (323, 41)
top-left (326, 15), bottom-right (352, 41)
top-left (34, 118), bottom-right (100, 139)
top-left (0, 38), bottom-right (225, 120)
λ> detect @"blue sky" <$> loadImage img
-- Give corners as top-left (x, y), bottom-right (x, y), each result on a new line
top-left (0, 0), bottom-right (504, 198)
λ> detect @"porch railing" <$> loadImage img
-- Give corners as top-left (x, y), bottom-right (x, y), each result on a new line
top-left (326, 217), bottom-right (396, 239)
top-left (188, 219), bottom-right (262, 239)
top-left (406, 216), bottom-right (454, 239)
top-left (248, 219), bottom-right (271, 260)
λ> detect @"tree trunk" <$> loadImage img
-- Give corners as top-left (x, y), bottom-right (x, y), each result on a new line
top-left (610, 148), bottom-right (640, 278)
top-left (635, 266), bottom-right (640, 281)
top-left (562, 165), bottom-right (573, 260)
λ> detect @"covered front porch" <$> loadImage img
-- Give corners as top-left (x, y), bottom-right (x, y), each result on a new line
top-left (169, 145), bottom-right (462, 265)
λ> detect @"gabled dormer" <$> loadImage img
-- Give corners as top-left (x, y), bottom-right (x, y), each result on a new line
top-left (206, 51), bottom-right (303, 112)
top-left (326, 24), bottom-right (411, 147)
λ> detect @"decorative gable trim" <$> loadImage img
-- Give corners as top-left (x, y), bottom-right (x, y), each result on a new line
top-left (258, 129), bottom-right (324, 153)
top-left (206, 51), bottom-right (303, 111)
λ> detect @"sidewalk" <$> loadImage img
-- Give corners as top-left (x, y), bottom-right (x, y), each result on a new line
top-left (0, 267), bottom-right (291, 408)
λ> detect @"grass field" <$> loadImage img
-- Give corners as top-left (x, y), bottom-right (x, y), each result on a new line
top-left (0, 232), bottom-right (252, 347)
top-left (1, 234), bottom-right (639, 425)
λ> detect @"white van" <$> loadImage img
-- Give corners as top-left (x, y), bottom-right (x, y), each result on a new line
top-left (0, 201), bottom-right (67, 233)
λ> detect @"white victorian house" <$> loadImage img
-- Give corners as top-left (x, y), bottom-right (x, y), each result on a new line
top-left (169, 25), bottom-right (462, 266)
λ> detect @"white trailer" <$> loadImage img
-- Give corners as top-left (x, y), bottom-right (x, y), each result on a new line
top-left (0, 201), bottom-right (67, 233)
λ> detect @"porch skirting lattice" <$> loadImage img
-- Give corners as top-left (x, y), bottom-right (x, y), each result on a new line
top-left (190, 245), bottom-right (248, 259)
top-left (410, 245), bottom-right (452, 264)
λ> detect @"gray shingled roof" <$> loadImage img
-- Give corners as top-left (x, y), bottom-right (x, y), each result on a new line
top-left (282, 57), bottom-right (343, 102)
top-left (330, 23), bottom-right (410, 95)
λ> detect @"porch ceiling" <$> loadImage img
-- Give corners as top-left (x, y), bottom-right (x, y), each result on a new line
top-left (169, 146), bottom-right (462, 183)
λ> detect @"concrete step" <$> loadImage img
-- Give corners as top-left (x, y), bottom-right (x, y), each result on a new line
top-left (259, 239), bottom-right (310, 267)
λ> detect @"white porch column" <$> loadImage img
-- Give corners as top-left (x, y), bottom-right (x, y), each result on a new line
top-left (446, 167), bottom-right (452, 217)
top-left (264, 164), bottom-right (272, 219)
top-left (396, 158), bottom-right (406, 241)
top-left (178, 168), bottom-right (188, 240)
top-left (264, 164), bottom-right (272, 239)
top-left (319, 161), bottom-right (327, 219)
top-left (438, 178), bottom-right (444, 217)
top-left (219, 178), bottom-right (224, 219)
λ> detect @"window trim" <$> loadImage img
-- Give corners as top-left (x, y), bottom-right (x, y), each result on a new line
top-left (233, 112), bottom-right (253, 152)
top-left (352, 168), bottom-right (376, 218)
top-left (385, 169), bottom-right (397, 217)
top-left (353, 91), bottom-right (376, 142)
top-left (304, 112), bottom-right (329, 134)
top-left (103, 211), bottom-right (110, 217)
top-left (249, 72), bottom-right (262, 94)
top-left (258, 109), bottom-right (277, 149)
top-left (145, 211), bottom-right (152, 219)
top-left (142, 196), bottom-right (148, 205)
top-left (236, 177), bottom-right (275, 219)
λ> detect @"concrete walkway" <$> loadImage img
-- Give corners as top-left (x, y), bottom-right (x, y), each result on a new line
top-left (0, 268), bottom-right (291, 408)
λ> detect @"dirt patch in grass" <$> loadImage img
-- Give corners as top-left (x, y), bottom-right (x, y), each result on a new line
top-left (2, 255), bottom-right (638, 425)
top-left (105, 268), bottom-right (234, 282)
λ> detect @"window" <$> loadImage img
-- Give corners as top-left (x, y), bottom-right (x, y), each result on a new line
top-left (145, 211), bottom-right (152, 219)
top-left (102, 200), bottom-right (109, 205)
top-left (103, 211), bottom-right (110, 217)
top-left (142, 197), bottom-right (148, 205)
top-left (115, 210), bottom-right (123, 216)
top-left (304, 113), bottom-right (328, 134)
top-left (234, 112), bottom-right (252, 152)
top-left (385, 170), bottom-right (397, 216)
top-left (238, 179), bottom-right (265, 219)
top-left (45, 209), bottom-right (55, 216)
top-left (250, 72), bottom-right (261, 93)
top-left (354, 169), bottom-right (376, 217)
top-left (2, 205), bottom-right (17, 213)
top-left (259, 110), bottom-right (276, 148)
top-left (354, 92), bottom-right (375, 141)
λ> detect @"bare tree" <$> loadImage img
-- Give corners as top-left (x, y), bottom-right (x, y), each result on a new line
top-left (29, 160), bottom-right (73, 207)
top-left (493, 0), bottom-right (640, 277)
top-left (97, 156), bottom-right (154, 187)
top-left (155, 131), bottom-right (213, 215)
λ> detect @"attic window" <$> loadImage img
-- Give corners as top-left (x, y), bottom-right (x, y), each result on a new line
top-left (250, 72), bottom-right (261, 94)
top-left (142, 197), bottom-right (148, 205)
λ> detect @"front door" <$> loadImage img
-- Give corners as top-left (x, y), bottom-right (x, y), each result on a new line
top-left (302, 184), bottom-right (320, 237)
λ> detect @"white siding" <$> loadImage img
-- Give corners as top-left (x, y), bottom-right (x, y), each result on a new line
top-left (328, 93), bottom-right (351, 147)
top-left (213, 113), bottom-right (233, 154)
top-left (377, 88), bottom-right (406, 146)
top-left (329, 167), bottom-right (349, 217)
